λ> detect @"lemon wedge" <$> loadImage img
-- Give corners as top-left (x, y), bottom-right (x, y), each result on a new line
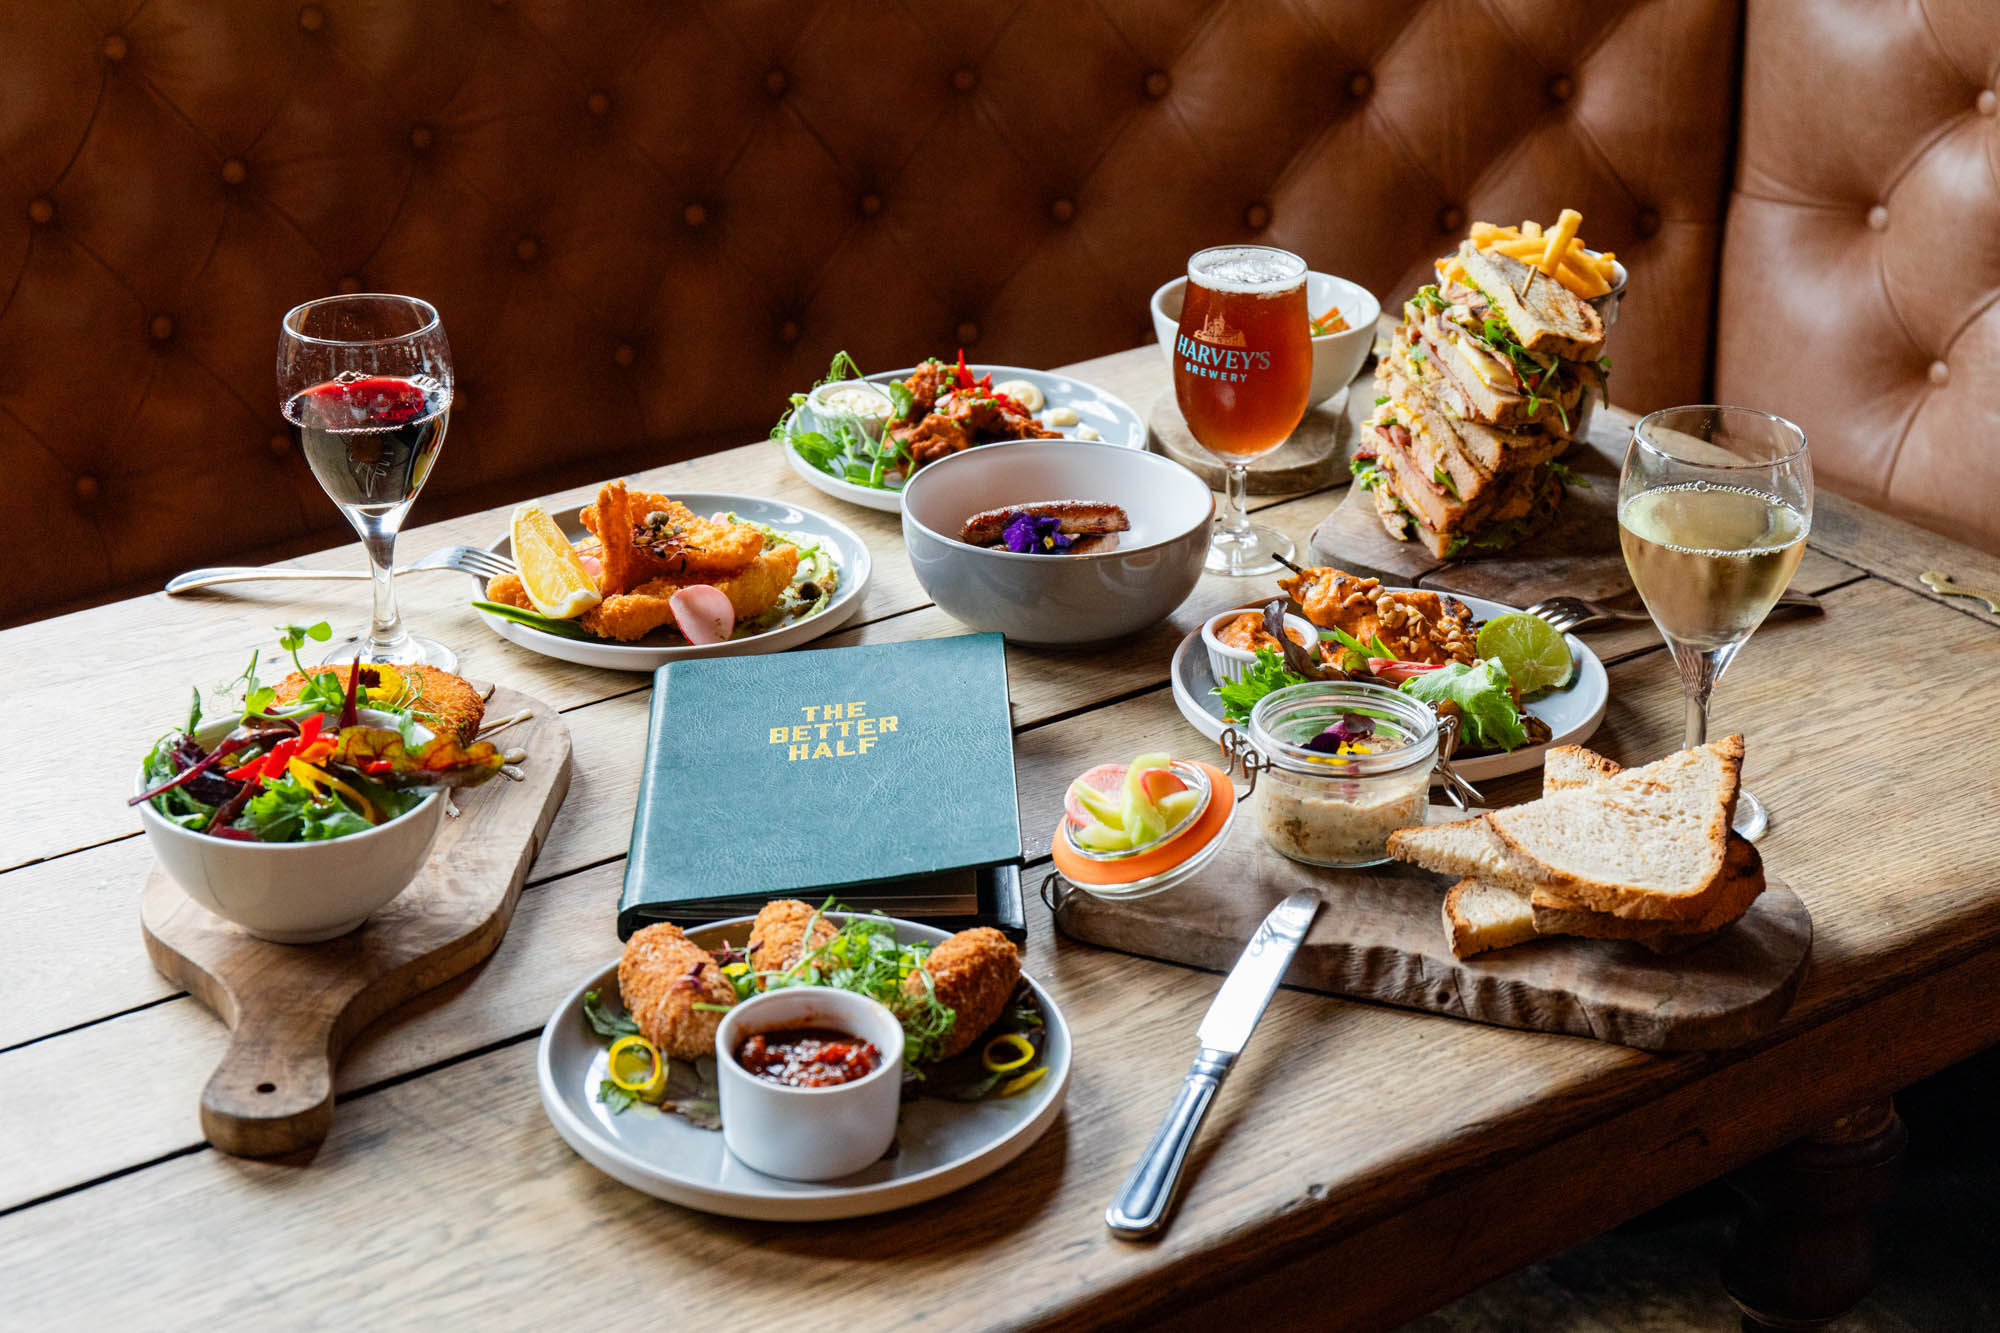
top-left (509, 505), bottom-right (601, 619)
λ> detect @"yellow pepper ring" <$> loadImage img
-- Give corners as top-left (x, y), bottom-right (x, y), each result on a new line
top-left (287, 757), bottom-right (380, 823)
top-left (998, 1066), bottom-right (1049, 1097)
top-left (982, 1033), bottom-right (1036, 1073)
top-left (607, 1035), bottom-right (668, 1099)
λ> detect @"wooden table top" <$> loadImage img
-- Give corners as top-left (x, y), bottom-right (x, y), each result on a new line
top-left (4, 346), bottom-right (1999, 1330)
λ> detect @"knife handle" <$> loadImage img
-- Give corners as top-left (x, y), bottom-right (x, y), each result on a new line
top-left (1105, 1048), bottom-right (1233, 1239)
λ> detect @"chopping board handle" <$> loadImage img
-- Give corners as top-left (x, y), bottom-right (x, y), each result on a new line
top-left (198, 1009), bottom-right (337, 1158)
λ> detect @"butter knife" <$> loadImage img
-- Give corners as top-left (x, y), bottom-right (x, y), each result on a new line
top-left (1105, 889), bottom-right (1322, 1239)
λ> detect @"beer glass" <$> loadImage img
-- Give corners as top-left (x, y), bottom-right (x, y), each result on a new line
top-left (1618, 406), bottom-right (1812, 840)
top-left (1172, 246), bottom-right (1313, 576)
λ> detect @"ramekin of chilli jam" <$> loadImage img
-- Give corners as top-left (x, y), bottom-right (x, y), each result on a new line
top-left (714, 988), bottom-right (905, 1181)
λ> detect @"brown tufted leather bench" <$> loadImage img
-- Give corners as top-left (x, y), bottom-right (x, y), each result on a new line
top-left (1, 1), bottom-right (1990, 625)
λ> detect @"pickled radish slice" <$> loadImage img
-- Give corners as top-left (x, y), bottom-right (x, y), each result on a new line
top-left (1140, 767), bottom-right (1187, 805)
top-left (668, 585), bottom-right (735, 645)
top-left (1065, 764), bottom-right (1126, 828)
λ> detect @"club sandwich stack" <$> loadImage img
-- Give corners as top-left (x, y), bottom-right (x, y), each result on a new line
top-left (1358, 241), bottom-right (1608, 558)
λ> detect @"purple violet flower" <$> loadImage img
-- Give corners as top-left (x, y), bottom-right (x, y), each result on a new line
top-left (1002, 512), bottom-right (1072, 554)
top-left (1301, 712), bottom-right (1376, 754)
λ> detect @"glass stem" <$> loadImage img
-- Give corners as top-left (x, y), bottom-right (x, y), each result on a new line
top-left (1673, 642), bottom-right (1739, 750)
top-left (1220, 464), bottom-right (1252, 538)
top-left (351, 508), bottom-right (407, 653)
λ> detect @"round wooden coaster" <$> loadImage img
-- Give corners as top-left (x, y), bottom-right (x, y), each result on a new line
top-left (1148, 387), bottom-right (1354, 493)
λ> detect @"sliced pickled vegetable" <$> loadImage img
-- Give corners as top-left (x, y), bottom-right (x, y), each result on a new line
top-left (982, 1032), bottom-right (1036, 1073)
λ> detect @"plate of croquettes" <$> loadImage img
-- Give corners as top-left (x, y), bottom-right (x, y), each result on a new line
top-left (538, 902), bottom-right (1069, 1220)
top-left (475, 485), bottom-right (871, 672)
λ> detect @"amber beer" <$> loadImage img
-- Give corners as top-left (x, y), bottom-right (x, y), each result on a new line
top-left (1173, 248), bottom-right (1313, 458)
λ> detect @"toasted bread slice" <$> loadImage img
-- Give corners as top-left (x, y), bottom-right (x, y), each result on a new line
top-left (1443, 879), bottom-right (1540, 959)
top-left (1485, 737), bottom-right (1744, 922)
top-left (1457, 243), bottom-right (1605, 360)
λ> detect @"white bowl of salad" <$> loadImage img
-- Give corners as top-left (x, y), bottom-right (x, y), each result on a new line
top-left (131, 625), bottom-right (504, 943)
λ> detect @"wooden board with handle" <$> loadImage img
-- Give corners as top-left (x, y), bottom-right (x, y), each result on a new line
top-left (140, 683), bottom-right (571, 1158)
top-left (1048, 806), bottom-right (1811, 1052)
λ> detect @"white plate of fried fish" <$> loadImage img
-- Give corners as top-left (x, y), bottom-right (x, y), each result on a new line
top-left (473, 488), bottom-right (871, 672)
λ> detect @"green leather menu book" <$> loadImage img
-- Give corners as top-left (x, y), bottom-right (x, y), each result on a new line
top-left (619, 633), bottom-right (1024, 939)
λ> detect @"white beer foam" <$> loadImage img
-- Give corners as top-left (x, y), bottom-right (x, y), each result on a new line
top-left (1188, 246), bottom-right (1305, 294)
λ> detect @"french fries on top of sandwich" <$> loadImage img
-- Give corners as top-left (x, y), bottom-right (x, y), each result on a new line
top-left (1458, 209), bottom-right (1621, 299)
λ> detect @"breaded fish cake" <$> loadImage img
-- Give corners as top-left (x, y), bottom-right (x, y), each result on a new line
top-left (272, 664), bottom-right (485, 746)
top-left (617, 923), bottom-right (736, 1058)
top-left (746, 899), bottom-right (838, 983)
top-left (905, 927), bottom-right (1021, 1058)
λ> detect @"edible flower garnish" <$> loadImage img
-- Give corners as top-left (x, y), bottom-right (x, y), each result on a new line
top-left (1301, 712), bottom-right (1376, 755)
top-left (1002, 511), bottom-right (1073, 554)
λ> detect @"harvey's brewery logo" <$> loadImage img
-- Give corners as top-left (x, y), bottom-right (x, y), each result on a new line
top-left (767, 700), bottom-right (898, 762)
top-left (1176, 319), bottom-right (1270, 384)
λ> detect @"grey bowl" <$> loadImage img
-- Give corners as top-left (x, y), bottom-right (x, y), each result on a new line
top-left (900, 440), bottom-right (1214, 644)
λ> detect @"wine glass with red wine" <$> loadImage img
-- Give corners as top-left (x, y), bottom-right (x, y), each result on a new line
top-left (278, 294), bottom-right (455, 670)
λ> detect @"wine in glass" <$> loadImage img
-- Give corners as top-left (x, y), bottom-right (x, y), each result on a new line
top-left (279, 294), bottom-right (456, 671)
top-left (1172, 246), bottom-right (1314, 576)
top-left (1618, 406), bottom-right (1812, 840)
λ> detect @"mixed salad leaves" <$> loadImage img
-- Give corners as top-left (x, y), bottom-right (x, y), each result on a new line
top-left (132, 623), bottom-right (504, 843)
top-left (1213, 608), bottom-right (1569, 755)
top-left (584, 902), bottom-right (1049, 1129)
top-left (774, 351), bottom-right (914, 488)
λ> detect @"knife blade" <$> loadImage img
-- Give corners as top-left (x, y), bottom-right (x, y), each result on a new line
top-left (1105, 889), bottom-right (1322, 1239)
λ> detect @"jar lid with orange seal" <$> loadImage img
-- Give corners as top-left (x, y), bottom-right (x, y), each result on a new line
top-left (1048, 756), bottom-right (1238, 900)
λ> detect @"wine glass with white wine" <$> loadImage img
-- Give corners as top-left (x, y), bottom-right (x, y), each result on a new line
top-left (1618, 406), bottom-right (1812, 841)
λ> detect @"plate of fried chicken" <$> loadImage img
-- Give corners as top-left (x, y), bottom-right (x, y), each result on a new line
top-left (475, 481), bottom-right (872, 671)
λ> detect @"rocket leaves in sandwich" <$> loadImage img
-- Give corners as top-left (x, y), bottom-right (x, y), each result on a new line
top-left (1399, 660), bottom-right (1530, 753)
top-left (1350, 455), bottom-right (1384, 491)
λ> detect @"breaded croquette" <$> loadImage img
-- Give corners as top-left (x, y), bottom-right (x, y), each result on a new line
top-left (272, 664), bottom-right (485, 746)
top-left (746, 899), bottom-right (838, 982)
top-left (617, 923), bottom-right (737, 1057)
top-left (905, 927), bottom-right (1021, 1058)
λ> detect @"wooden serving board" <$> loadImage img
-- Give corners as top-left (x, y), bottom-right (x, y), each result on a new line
top-left (1049, 809), bottom-right (1812, 1052)
top-left (141, 684), bottom-right (572, 1158)
top-left (1148, 386), bottom-right (1362, 494)
top-left (1308, 405), bottom-right (1640, 604)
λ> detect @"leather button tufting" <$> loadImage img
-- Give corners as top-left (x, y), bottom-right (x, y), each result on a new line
top-left (1437, 205), bottom-right (1464, 234)
top-left (684, 203), bottom-right (708, 228)
top-left (1049, 198), bottom-right (1075, 223)
top-left (221, 157), bottom-right (247, 185)
top-left (956, 321), bottom-right (980, 346)
top-left (1929, 360), bottom-right (1949, 387)
top-left (778, 320), bottom-right (802, 344)
top-left (515, 236), bottom-right (539, 262)
top-left (336, 275), bottom-right (361, 294)
top-left (951, 67), bottom-right (978, 93)
top-left (614, 344), bottom-right (636, 367)
top-left (1244, 202), bottom-right (1271, 230)
top-left (1348, 71), bottom-right (1372, 99)
top-left (26, 197), bottom-right (53, 226)
top-left (1143, 70), bottom-right (1170, 99)
top-left (1867, 204), bottom-right (1889, 231)
top-left (102, 33), bottom-right (128, 61)
top-left (1635, 208), bottom-right (1662, 237)
top-left (75, 476), bottom-right (100, 502)
top-left (409, 125), bottom-right (433, 152)
top-left (1980, 90), bottom-right (1997, 117)
top-left (297, 5), bottom-right (323, 32)
top-left (858, 192), bottom-right (882, 217)
top-left (764, 69), bottom-right (788, 97)
top-left (149, 314), bottom-right (174, 342)
top-left (586, 91), bottom-right (611, 116)
top-left (1547, 74), bottom-right (1574, 102)
top-left (268, 434), bottom-right (290, 459)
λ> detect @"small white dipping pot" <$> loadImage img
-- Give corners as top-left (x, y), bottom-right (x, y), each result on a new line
top-left (715, 988), bottom-right (906, 1181)
top-left (1201, 608), bottom-right (1320, 686)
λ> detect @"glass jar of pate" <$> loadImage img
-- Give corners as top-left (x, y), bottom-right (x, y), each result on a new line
top-left (1246, 682), bottom-right (1437, 868)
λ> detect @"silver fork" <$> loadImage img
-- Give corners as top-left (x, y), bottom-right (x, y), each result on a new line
top-left (1522, 588), bottom-right (1822, 634)
top-left (165, 545), bottom-right (517, 595)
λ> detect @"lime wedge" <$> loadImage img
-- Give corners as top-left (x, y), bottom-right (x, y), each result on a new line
top-left (1477, 612), bottom-right (1573, 694)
